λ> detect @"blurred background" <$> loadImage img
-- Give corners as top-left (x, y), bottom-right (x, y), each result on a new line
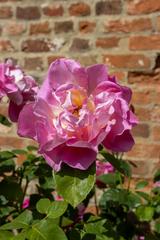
top-left (0, 0), bottom-right (159, 181)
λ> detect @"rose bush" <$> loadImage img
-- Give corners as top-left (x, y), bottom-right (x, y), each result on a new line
top-left (0, 58), bottom-right (159, 240)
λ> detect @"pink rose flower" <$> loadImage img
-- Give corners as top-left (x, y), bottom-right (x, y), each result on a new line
top-left (0, 60), bottom-right (38, 122)
top-left (96, 160), bottom-right (114, 176)
top-left (154, 181), bottom-right (160, 188)
top-left (52, 191), bottom-right (63, 201)
top-left (22, 197), bottom-right (30, 209)
top-left (96, 160), bottom-right (114, 188)
top-left (18, 58), bottom-right (137, 171)
top-left (138, 237), bottom-right (145, 240)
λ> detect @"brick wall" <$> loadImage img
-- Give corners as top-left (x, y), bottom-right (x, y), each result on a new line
top-left (0, 0), bottom-right (160, 179)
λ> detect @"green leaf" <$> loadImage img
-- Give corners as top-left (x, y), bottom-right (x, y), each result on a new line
top-left (155, 220), bottom-right (160, 234)
top-left (97, 173), bottom-right (121, 186)
top-left (154, 169), bottom-right (160, 182)
top-left (12, 230), bottom-right (29, 240)
top-left (12, 149), bottom-right (27, 155)
top-left (39, 176), bottom-right (55, 190)
top-left (100, 189), bottom-right (141, 210)
top-left (135, 180), bottom-right (148, 190)
top-left (0, 210), bottom-right (32, 230)
top-left (0, 206), bottom-right (15, 218)
top-left (136, 206), bottom-right (154, 221)
top-left (0, 159), bottom-right (15, 173)
top-left (47, 201), bottom-right (68, 219)
top-left (36, 199), bottom-right (67, 218)
top-left (0, 180), bottom-right (23, 202)
top-left (101, 151), bottom-right (131, 177)
top-left (67, 229), bottom-right (81, 240)
top-left (27, 145), bottom-right (38, 151)
top-left (30, 218), bottom-right (67, 240)
top-left (0, 231), bottom-right (13, 240)
top-left (0, 114), bottom-right (11, 127)
top-left (0, 151), bottom-right (15, 161)
top-left (36, 198), bottom-right (51, 214)
top-left (61, 217), bottom-right (73, 227)
top-left (84, 216), bottom-right (106, 235)
top-left (136, 191), bottom-right (150, 202)
top-left (54, 163), bottom-right (96, 207)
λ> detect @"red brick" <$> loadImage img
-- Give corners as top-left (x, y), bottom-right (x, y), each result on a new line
top-left (132, 90), bottom-right (153, 105)
top-left (134, 107), bottom-right (151, 121)
top-left (0, 0), bottom-right (22, 1)
top-left (128, 71), bottom-right (160, 86)
top-left (70, 38), bottom-right (89, 52)
top-left (16, 7), bottom-right (40, 20)
top-left (153, 86), bottom-right (160, 102)
top-left (127, 0), bottom-right (160, 15)
top-left (151, 105), bottom-right (160, 123)
top-left (131, 160), bottom-right (150, 177)
top-left (30, 21), bottom-right (51, 35)
top-left (156, 16), bottom-right (160, 32)
top-left (132, 123), bottom-right (150, 138)
top-left (127, 144), bottom-right (160, 159)
top-left (130, 35), bottom-right (160, 50)
top-left (48, 56), bottom-right (64, 66)
top-left (96, 0), bottom-right (122, 15)
top-left (0, 136), bottom-right (26, 149)
top-left (22, 39), bottom-right (54, 52)
top-left (69, 3), bottom-right (90, 16)
top-left (0, 6), bottom-right (12, 18)
top-left (104, 54), bottom-right (151, 69)
top-left (54, 21), bottom-right (73, 33)
top-left (96, 37), bottom-right (120, 48)
top-left (105, 18), bottom-right (152, 32)
top-left (152, 126), bottom-right (160, 141)
top-left (5, 22), bottom-right (25, 36)
top-left (79, 21), bottom-right (96, 33)
top-left (42, 4), bottom-right (63, 16)
top-left (110, 71), bottom-right (127, 82)
top-left (0, 40), bottom-right (14, 52)
top-left (24, 57), bottom-right (43, 70)
top-left (76, 55), bottom-right (98, 66)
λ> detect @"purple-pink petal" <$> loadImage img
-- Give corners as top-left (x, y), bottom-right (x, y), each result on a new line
top-left (18, 103), bottom-right (37, 140)
top-left (87, 64), bottom-right (108, 94)
top-left (42, 145), bottom-right (97, 171)
top-left (8, 101), bottom-right (25, 122)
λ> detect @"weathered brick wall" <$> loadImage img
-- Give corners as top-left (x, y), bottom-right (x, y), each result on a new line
top-left (0, 0), bottom-right (160, 178)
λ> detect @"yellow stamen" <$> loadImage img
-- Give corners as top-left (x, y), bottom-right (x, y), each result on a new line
top-left (71, 89), bottom-right (86, 108)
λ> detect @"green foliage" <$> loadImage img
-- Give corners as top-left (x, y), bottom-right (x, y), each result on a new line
top-left (97, 173), bottom-right (121, 187)
top-left (36, 198), bottom-right (68, 219)
top-left (0, 230), bottom-right (13, 240)
top-left (0, 146), bottom-right (159, 239)
top-left (0, 210), bottom-right (32, 230)
top-left (0, 114), bottom-right (11, 127)
top-left (54, 163), bottom-right (96, 207)
top-left (135, 180), bottom-right (148, 190)
top-left (36, 198), bottom-right (50, 214)
top-left (154, 169), bottom-right (160, 182)
top-left (30, 219), bottom-right (67, 240)
top-left (136, 206), bottom-right (154, 222)
top-left (100, 151), bottom-right (132, 177)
